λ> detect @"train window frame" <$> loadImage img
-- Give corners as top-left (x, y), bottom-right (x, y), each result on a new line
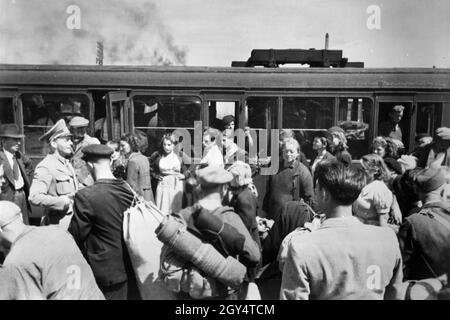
top-left (18, 91), bottom-right (93, 158)
top-left (375, 94), bottom-right (415, 153)
top-left (0, 92), bottom-right (18, 126)
top-left (337, 97), bottom-right (374, 160)
top-left (130, 92), bottom-right (204, 156)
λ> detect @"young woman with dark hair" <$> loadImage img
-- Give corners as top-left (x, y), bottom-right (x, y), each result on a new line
top-left (120, 132), bottom-right (154, 202)
top-left (150, 133), bottom-right (187, 214)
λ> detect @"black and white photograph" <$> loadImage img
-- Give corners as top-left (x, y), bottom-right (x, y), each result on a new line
top-left (0, 0), bottom-right (450, 306)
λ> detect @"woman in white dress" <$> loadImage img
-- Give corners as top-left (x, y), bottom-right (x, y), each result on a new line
top-left (153, 133), bottom-right (185, 214)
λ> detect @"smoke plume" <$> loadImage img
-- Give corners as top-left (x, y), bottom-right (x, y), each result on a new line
top-left (0, 0), bottom-right (187, 65)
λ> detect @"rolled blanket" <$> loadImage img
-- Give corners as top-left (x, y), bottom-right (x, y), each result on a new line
top-left (156, 215), bottom-right (247, 289)
top-left (193, 208), bottom-right (245, 257)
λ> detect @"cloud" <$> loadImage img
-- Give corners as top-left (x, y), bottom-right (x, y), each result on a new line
top-left (0, 0), bottom-right (187, 65)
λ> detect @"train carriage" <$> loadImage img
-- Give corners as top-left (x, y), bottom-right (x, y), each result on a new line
top-left (1, 63), bottom-right (450, 219)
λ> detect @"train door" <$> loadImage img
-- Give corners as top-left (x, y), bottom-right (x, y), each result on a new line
top-left (376, 95), bottom-right (414, 154)
top-left (94, 91), bottom-right (132, 143)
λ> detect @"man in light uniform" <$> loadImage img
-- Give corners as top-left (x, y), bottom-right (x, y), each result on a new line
top-left (0, 201), bottom-right (104, 300)
top-left (69, 116), bottom-right (100, 187)
top-left (29, 119), bottom-right (78, 229)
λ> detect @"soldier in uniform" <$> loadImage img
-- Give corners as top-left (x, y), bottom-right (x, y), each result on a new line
top-left (29, 119), bottom-right (78, 229)
top-left (68, 116), bottom-right (100, 187)
top-left (160, 165), bottom-right (261, 299)
top-left (398, 166), bottom-right (450, 281)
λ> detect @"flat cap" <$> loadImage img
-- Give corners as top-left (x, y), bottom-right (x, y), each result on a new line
top-left (81, 144), bottom-right (114, 161)
top-left (197, 166), bottom-right (233, 187)
top-left (69, 116), bottom-right (89, 128)
top-left (39, 119), bottom-right (71, 142)
top-left (391, 105), bottom-right (405, 112)
top-left (415, 166), bottom-right (448, 193)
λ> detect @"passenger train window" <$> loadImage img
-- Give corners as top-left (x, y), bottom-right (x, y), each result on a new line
top-left (378, 102), bottom-right (412, 154)
top-left (21, 93), bottom-right (90, 156)
top-left (208, 101), bottom-right (239, 132)
top-left (246, 97), bottom-right (278, 158)
top-left (133, 95), bottom-right (201, 156)
top-left (0, 97), bottom-right (15, 124)
top-left (282, 97), bottom-right (334, 160)
top-left (338, 98), bottom-right (372, 159)
top-left (415, 102), bottom-right (442, 149)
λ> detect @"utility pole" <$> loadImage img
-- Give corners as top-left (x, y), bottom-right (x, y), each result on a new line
top-left (96, 41), bottom-right (103, 65)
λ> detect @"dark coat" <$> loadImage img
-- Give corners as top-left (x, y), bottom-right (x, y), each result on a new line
top-left (263, 160), bottom-right (315, 220)
top-left (333, 148), bottom-right (353, 167)
top-left (398, 201), bottom-right (450, 280)
top-left (261, 200), bottom-right (314, 266)
top-left (383, 156), bottom-right (403, 175)
top-left (0, 150), bottom-right (32, 213)
top-left (126, 152), bottom-right (154, 202)
top-left (68, 179), bottom-right (136, 288)
top-left (229, 188), bottom-right (260, 247)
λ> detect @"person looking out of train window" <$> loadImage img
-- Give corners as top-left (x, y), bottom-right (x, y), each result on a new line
top-left (371, 136), bottom-right (403, 177)
top-left (353, 154), bottom-right (402, 230)
top-left (379, 105), bottom-right (405, 152)
top-left (69, 117), bottom-right (100, 188)
top-left (200, 128), bottom-right (224, 168)
top-left (120, 132), bottom-right (154, 203)
top-left (152, 133), bottom-right (186, 215)
top-left (222, 115), bottom-right (235, 140)
top-left (221, 114), bottom-right (255, 156)
top-left (327, 126), bottom-right (352, 167)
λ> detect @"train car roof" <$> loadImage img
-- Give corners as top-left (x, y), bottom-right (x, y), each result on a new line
top-left (1, 64), bottom-right (449, 90)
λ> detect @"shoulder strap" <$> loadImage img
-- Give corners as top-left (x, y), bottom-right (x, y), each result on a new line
top-left (431, 211), bottom-right (450, 231)
top-left (123, 181), bottom-right (141, 206)
top-left (419, 207), bottom-right (450, 231)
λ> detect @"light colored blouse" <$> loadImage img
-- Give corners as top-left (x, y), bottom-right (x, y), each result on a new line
top-left (159, 152), bottom-right (182, 175)
top-left (200, 144), bottom-right (224, 167)
top-left (353, 180), bottom-right (393, 226)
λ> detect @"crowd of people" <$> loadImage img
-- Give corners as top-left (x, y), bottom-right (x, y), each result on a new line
top-left (1, 104), bottom-right (450, 300)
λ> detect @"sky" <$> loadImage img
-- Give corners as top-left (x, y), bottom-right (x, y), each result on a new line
top-left (0, 0), bottom-right (449, 67)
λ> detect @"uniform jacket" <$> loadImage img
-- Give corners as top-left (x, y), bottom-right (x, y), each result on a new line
top-left (0, 150), bottom-right (32, 207)
top-left (4, 226), bottom-right (104, 300)
top-left (68, 179), bottom-right (136, 288)
top-left (126, 152), bottom-right (154, 202)
top-left (280, 216), bottom-right (403, 300)
top-left (398, 201), bottom-right (450, 280)
top-left (29, 153), bottom-right (78, 228)
top-left (71, 134), bottom-right (100, 187)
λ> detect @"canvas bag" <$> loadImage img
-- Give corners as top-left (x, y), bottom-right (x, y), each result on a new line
top-left (123, 184), bottom-right (175, 300)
